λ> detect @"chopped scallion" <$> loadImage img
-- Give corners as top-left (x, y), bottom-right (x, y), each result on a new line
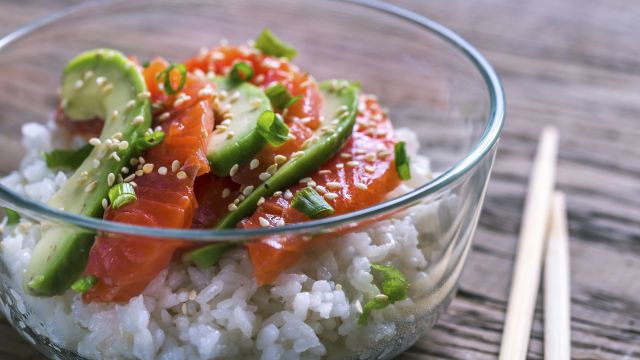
top-left (156, 63), bottom-right (187, 95)
top-left (254, 28), bottom-right (298, 60)
top-left (3, 208), bottom-right (20, 225)
top-left (71, 275), bottom-right (97, 293)
top-left (182, 243), bottom-right (235, 268)
top-left (230, 62), bottom-right (254, 82)
top-left (108, 183), bottom-right (137, 210)
top-left (291, 187), bottom-right (335, 219)
top-left (43, 144), bottom-right (93, 170)
top-left (394, 141), bottom-right (411, 180)
top-left (257, 110), bottom-right (289, 146)
top-left (358, 264), bottom-right (409, 325)
top-left (264, 83), bottom-right (300, 110)
top-left (134, 130), bottom-right (165, 151)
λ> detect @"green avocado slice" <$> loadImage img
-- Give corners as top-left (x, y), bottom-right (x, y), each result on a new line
top-left (206, 77), bottom-right (272, 176)
top-left (24, 49), bottom-right (152, 296)
top-left (215, 80), bottom-right (359, 229)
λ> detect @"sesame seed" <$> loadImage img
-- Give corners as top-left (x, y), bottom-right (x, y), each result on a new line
top-left (101, 198), bottom-right (108, 209)
top-left (378, 150), bottom-right (391, 158)
top-left (129, 158), bottom-right (139, 166)
top-left (229, 91), bottom-right (240, 103)
top-left (110, 110), bottom-right (119, 120)
top-left (107, 173), bottom-right (115, 187)
top-left (284, 190), bottom-right (293, 200)
top-left (80, 171), bottom-right (89, 178)
top-left (324, 193), bottom-right (338, 200)
top-left (125, 99), bottom-right (136, 109)
top-left (365, 165), bottom-right (376, 173)
top-left (189, 290), bottom-right (197, 301)
top-left (229, 164), bottom-right (239, 176)
top-left (275, 219), bottom-right (285, 227)
top-left (258, 172), bottom-right (271, 181)
top-left (356, 183), bottom-right (368, 190)
top-left (74, 79), bottom-right (84, 89)
top-left (171, 160), bottom-right (181, 172)
top-left (198, 86), bottom-right (214, 97)
top-left (355, 149), bottom-right (367, 155)
top-left (258, 217), bottom-right (270, 227)
top-left (138, 91), bottom-right (151, 99)
top-left (336, 163), bottom-right (344, 169)
top-left (315, 185), bottom-right (327, 194)
top-left (249, 159), bottom-right (260, 170)
top-left (92, 159), bottom-right (100, 168)
top-left (123, 174), bottom-right (136, 182)
top-left (158, 112), bottom-right (170, 122)
top-left (375, 294), bottom-right (389, 301)
top-left (84, 181), bottom-right (97, 193)
top-left (340, 153), bottom-right (352, 159)
top-left (273, 191), bottom-right (283, 197)
top-left (327, 182), bottom-right (342, 190)
top-left (142, 163), bottom-right (154, 174)
top-left (319, 170), bottom-right (332, 175)
top-left (243, 186), bottom-right (255, 196)
top-left (154, 126), bottom-right (162, 132)
top-left (347, 161), bottom-right (360, 167)
top-left (274, 155), bottom-right (287, 164)
top-left (95, 76), bottom-right (107, 86)
top-left (132, 115), bottom-right (145, 125)
top-left (129, 181), bottom-right (138, 187)
top-left (237, 195), bottom-right (245, 202)
top-left (307, 181), bottom-right (317, 187)
top-left (101, 83), bottom-right (114, 94)
top-left (176, 171), bottom-right (187, 180)
top-left (266, 164), bottom-right (278, 174)
top-left (257, 197), bottom-right (266, 206)
top-left (118, 141), bottom-right (129, 151)
top-left (228, 204), bottom-right (238, 212)
top-left (291, 151), bottom-right (304, 158)
top-left (89, 137), bottom-right (101, 146)
top-left (121, 167), bottom-right (129, 174)
top-left (83, 71), bottom-right (93, 80)
top-left (138, 157), bottom-right (146, 165)
top-left (299, 117), bottom-right (312, 124)
top-left (355, 300), bottom-right (363, 314)
top-left (365, 153), bottom-right (377, 162)
top-left (226, 131), bottom-right (235, 140)
top-left (135, 169), bottom-right (143, 177)
top-left (158, 166), bottom-right (168, 175)
top-left (221, 119), bottom-right (231, 126)
top-left (174, 94), bottom-right (192, 107)
top-left (249, 98), bottom-right (262, 110)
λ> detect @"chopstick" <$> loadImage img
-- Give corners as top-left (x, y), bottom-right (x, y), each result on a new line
top-left (544, 192), bottom-right (571, 360)
top-left (499, 126), bottom-right (559, 360)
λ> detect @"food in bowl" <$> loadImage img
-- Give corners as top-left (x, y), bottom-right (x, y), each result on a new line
top-left (1, 29), bottom-right (449, 359)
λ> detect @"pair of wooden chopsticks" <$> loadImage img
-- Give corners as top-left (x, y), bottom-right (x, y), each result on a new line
top-left (499, 127), bottom-right (571, 360)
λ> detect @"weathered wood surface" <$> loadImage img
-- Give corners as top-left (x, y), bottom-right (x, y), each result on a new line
top-left (1, 0), bottom-right (639, 359)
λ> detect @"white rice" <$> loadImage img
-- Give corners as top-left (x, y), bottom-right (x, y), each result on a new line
top-left (0, 123), bottom-right (450, 360)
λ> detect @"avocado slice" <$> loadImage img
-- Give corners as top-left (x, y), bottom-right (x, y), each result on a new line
top-left (215, 80), bottom-right (359, 229)
top-left (207, 77), bottom-right (272, 176)
top-left (24, 49), bottom-right (152, 296)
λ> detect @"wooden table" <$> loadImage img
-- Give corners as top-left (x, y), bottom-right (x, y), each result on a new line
top-left (1, 0), bottom-right (639, 359)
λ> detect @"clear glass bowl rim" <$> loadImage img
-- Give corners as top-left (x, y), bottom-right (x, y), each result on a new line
top-left (0, 0), bottom-right (505, 242)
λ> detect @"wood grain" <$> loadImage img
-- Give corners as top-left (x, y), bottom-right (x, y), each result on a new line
top-left (1, 0), bottom-right (639, 359)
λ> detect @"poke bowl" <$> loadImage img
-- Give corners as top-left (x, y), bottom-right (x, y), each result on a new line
top-left (0, 0), bottom-right (505, 359)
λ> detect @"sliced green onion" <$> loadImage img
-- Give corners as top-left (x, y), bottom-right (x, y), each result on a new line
top-left (156, 63), bottom-right (187, 95)
top-left (182, 243), bottom-right (235, 268)
top-left (3, 208), bottom-right (20, 225)
top-left (134, 130), bottom-right (165, 151)
top-left (358, 264), bottom-right (409, 325)
top-left (71, 275), bottom-right (97, 293)
top-left (254, 28), bottom-right (298, 60)
top-left (230, 62), bottom-right (254, 83)
top-left (291, 187), bottom-right (335, 219)
top-left (43, 144), bottom-right (93, 170)
top-left (264, 83), bottom-right (300, 110)
top-left (108, 183), bottom-right (137, 210)
top-left (394, 141), bottom-right (411, 180)
top-left (257, 110), bottom-right (289, 146)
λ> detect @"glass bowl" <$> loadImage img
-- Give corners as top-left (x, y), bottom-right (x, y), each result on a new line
top-left (0, 0), bottom-right (504, 359)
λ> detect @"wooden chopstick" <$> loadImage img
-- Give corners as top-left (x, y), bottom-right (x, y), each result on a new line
top-left (499, 126), bottom-right (559, 360)
top-left (544, 191), bottom-right (571, 360)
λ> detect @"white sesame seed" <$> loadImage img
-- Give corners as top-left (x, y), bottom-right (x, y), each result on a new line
top-left (118, 141), bottom-right (129, 151)
top-left (356, 183), bottom-right (368, 190)
top-left (319, 169), bottom-right (332, 175)
top-left (299, 117), bottom-right (312, 124)
top-left (125, 99), bottom-right (136, 109)
top-left (170, 160), bottom-right (180, 173)
top-left (142, 163), bottom-right (154, 174)
top-left (198, 86), bottom-right (214, 97)
top-left (275, 219), bottom-right (285, 227)
top-left (220, 188), bottom-right (231, 199)
top-left (123, 174), bottom-right (136, 182)
top-left (375, 294), bottom-right (389, 301)
top-left (324, 193), bottom-right (338, 200)
top-left (89, 137), bottom-right (101, 146)
top-left (365, 165), bottom-right (376, 173)
top-left (273, 191), bottom-right (283, 197)
top-left (135, 170), bottom-right (144, 177)
top-left (336, 163), bottom-right (344, 169)
top-left (274, 155), bottom-right (287, 164)
top-left (284, 190), bottom-right (293, 200)
top-left (84, 181), bottom-right (97, 193)
top-left (130, 158), bottom-right (139, 166)
top-left (154, 126), bottom-right (162, 132)
top-left (158, 166), bottom-right (168, 175)
top-left (111, 110), bottom-right (119, 120)
top-left (291, 151), bottom-right (304, 158)
top-left (158, 112), bottom-right (170, 122)
top-left (101, 198), bottom-right (108, 209)
top-left (237, 195), bottom-right (245, 202)
top-left (299, 177), bottom-right (313, 183)
top-left (174, 94), bottom-right (192, 107)
top-left (95, 76), bottom-right (107, 86)
top-left (307, 181), bottom-right (317, 187)
top-left (92, 159), bottom-right (101, 168)
top-left (101, 83), bottom-right (114, 94)
top-left (176, 171), bottom-right (187, 180)
top-left (121, 167), bottom-right (129, 174)
top-left (378, 150), bottom-right (391, 158)
top-left (266, 164), bottom-right (278, 174)
top-left (227, 203), bottom-right (238, 211)
top-left (132, 115), bottom-right (145, 125)
top-left (249, 98), bottom-right (262, 110)
top-left (258, 217), bottom-right (270, 227)
top-left (355, 300), bottom-right (363, 314)
top-left (315, 185), bottom-right (327, 194)
top-left (83, 71), bottom-right (93, 80)
top-left (258, 172), bottom-right (271, 181)
top-left (138, 157), bottom-right (146, 165)
top-left (226, 131), bottom-right (235, 140)
top-left (74, 79), bottom-right (84, 89)
top-left (189, 290), bottom-right (197, 301)
top-left (107, 173), bottom-right (115, 187)
top-left (347, 160), bottom-right (360, 167)
top-left (340, 153), bottom-right (352, 159)
top-left (229, 164), bottom-right (239, 176)
top-left (327, 182), bottom-right (342, 190)
top-left (138, 91), bottom-right (151, 99)
top-left (243, 186), bottom-right (254, 196)
top-left (257, 197), bottom-right (266, 206)
top-left (249, 159), bottom-right (260, 170)
top-left (129, 181), bottom-right (138, 187)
